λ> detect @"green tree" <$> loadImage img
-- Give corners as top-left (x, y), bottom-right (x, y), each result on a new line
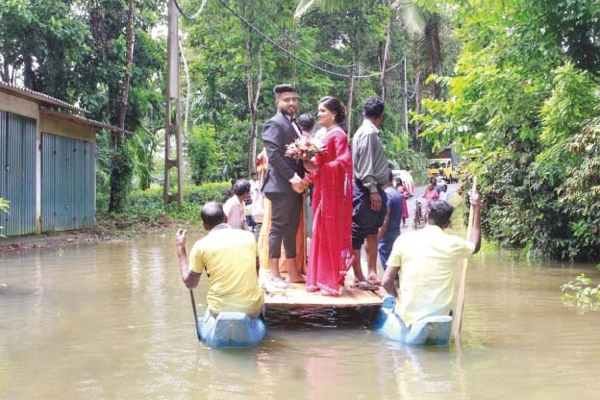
top-left (0, 0), bottom-right (89, 96)
top-left (1, 0), bottom-right (166, 212)
top-left (419, 0), bottom-right (600, 261)
top-left (186, 124), bottom-right (223, 185)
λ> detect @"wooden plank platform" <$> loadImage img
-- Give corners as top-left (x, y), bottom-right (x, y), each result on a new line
top-left (263, 284), bottom-right (383, 308)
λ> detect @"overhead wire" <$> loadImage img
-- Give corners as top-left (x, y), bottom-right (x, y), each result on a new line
top-left (214, 0), bottom-right (404, 80)
top-left (172, 0), bottom-right (409, 85)
top-left (173, 0), bottom-right (208, 20)
top-left (214, 0), bottom-right (351, 78)
top-left (242, 0), bottom-right (349, 70)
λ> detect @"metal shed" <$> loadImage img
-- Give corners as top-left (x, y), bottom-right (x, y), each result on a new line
top-left (0, 82), bottom-right (115, 236)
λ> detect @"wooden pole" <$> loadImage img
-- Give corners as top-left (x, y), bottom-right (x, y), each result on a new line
top-left (347, 62), bottom-right (355, 136)
top-left (401, 56), bottom-right (408, 134)
top-left (165, 0), bottom-right (183, 208)
top-left (453, 176), bottom-right (477, 340)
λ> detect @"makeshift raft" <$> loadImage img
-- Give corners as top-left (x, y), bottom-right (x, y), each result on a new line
top-left (263, 283), bottom-right (384, 329)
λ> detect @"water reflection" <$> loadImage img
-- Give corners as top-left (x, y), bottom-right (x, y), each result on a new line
top-left (1, 236), bottom-right (599, 400)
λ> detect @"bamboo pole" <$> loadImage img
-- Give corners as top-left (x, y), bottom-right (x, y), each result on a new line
top-left (453, 176), bottom-right (477, 340)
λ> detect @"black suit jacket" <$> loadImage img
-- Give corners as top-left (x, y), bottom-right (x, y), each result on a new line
top-left (261, 111), bottom-right (304, 194)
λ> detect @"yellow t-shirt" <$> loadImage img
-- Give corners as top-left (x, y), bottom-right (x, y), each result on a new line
top-left (388, 225), bottom-right (475, 327)
top-left (189, 225), bottom-right (264, 316)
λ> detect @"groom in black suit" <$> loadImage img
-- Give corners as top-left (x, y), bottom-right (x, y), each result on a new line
top-left (261, 84), bottom-right (305, 285)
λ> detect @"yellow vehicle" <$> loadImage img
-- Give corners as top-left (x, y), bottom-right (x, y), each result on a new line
top-left (427, 158), bottom-right (455, 182)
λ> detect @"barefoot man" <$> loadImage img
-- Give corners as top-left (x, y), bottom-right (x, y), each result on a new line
top-left (351, 96), bottom-right (390, 288)
top-left (261, 84), bottom-right (306, 286)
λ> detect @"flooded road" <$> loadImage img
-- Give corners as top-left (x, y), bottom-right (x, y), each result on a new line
top-left (1, 233), bottom-right (599, 399)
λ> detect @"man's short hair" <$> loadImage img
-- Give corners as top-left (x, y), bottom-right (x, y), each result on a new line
top-left (250, 172), bottom-right (257, 178)
top-left (363, 96), bottom-right (385, 118)
top-left (298, 113), bottom-right (315, 132)
top-left (201, 201), bottom-right (225, 227)
top-left (427, 200), bottom-right (454, 228)
top-left (233, 179), bottom-right (251, 196)
top-left (273, 84), bottom-right (296, 98)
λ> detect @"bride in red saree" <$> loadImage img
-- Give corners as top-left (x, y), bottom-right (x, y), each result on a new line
top-left (304, 96), bottom-right (354, 295)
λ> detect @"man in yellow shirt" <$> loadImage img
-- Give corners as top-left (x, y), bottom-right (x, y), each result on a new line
top-left (175, 201), bottom-right (264, 318)
top-left (381, 192), bottom-right (481, 327)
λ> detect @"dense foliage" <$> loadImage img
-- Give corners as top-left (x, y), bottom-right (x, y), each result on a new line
top-left (2, 0), bottom-right (598, 262)
top-left (418, 0), bottom-right (600, 262)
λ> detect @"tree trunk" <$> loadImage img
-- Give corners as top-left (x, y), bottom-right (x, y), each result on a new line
top-left (108, 0), bottom-right (135, 212)
top-left (414, 71), bottom-right (421, 151)
top-left (249, 50), bottom-right (263, 174)
top-left (2, 57), bottom-right (9, 83)
top-left (180, 35), bottom-right (191, 136)
top-left (379, 14), bottom-right (393, 102)
top-left (425, 14), bottom-right (442, 99)
top-left (243, 5), bottom-right (263, 174)
top-left (117, 0), bottom-right (135, 139)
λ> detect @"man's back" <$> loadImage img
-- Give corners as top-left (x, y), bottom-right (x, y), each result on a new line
top-left (383, 186), bottom-right (403, 238)
top-left (223, 195), bottom-right (245, 229)
top-left (189, 226), bottom-right (263, 317)
top-left (351, 119), bottom-right (389, 185)
top-left (389, 225), bottom-right (475, 326)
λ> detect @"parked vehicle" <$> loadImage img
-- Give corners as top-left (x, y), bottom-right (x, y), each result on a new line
top-left (427, 158), bottom-right (457, 183)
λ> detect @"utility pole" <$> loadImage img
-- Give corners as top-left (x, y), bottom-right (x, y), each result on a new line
top-left (347, 62), bottom-right (355, 136)
top-left (165, 0), bottom-right (183, 208)
top-left (401, 56), bottom-right (409, 134)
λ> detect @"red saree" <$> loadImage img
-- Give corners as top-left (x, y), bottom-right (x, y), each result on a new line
top-left (306, 127), bottom-right (354, 295)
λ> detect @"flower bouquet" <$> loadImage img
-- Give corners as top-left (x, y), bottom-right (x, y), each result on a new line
top-left (255, 152), bottom-right (267, 171)
top-left (285, 137), bottom-right (326, 161)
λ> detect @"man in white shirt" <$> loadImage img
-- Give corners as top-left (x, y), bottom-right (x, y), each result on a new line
top-left (247, 172), bottom-right (261, 231)
top-left (381, 193), bottom-right (481, 327)
top-left (223, 179), bottom-right (251, 230)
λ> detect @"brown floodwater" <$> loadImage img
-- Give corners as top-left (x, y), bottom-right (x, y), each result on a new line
top-left (1, 233), bottom-right (599, 400)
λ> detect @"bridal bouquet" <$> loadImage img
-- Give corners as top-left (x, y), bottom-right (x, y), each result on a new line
top-left (285, 137), bottom-right (326, 161)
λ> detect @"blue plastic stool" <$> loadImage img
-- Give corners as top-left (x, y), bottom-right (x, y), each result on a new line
top-left (200, 310), bottom-right (266, 348)
top-left (373, 296), bottom-right (452, 345)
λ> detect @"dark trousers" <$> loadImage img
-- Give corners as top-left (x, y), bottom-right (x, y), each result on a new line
top-left (351, 183), bottom-right (387, 250)
top-left (265, 192), bottom-right (303, 259)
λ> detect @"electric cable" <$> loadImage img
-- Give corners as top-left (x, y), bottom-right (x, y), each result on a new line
top-left (215, 0), bottom-right (404, 79)
top-left (173, 0), bottom-right (208, 21)
top-left (242, 1), bottom-right (349, 70)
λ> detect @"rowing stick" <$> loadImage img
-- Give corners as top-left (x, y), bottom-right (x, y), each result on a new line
top-left (453, 176), bottom-right (477, 340)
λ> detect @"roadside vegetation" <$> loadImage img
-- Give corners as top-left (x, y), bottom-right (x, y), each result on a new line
top-left (1, 0), bottom-right (598, 267)
top-left (95, 182), bottom-right (230, 238)
top-left (0, 198), bottom-right (8, 238)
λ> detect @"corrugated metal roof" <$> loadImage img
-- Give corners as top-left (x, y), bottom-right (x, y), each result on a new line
top-left (39, 108), bottom-right (128, 133)
top-left (1, 81), bottom-right (130, 134)
top-left (0, 81), bottom-right (89, 113)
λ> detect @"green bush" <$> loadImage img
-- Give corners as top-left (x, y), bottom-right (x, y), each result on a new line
top-left (561, 273), bottom-right (600, 310)
top-left (0, 197), bottom-right (9, 238)
top-left (111, 182), bottom-right (231, 219)
top-left (186, 125), bottom-right (223, 185)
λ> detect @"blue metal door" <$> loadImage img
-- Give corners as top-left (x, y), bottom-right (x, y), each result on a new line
top-left (41, 133), bottom-right (95, 232)
top-left (0, 111), bottom-right (37, 236)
